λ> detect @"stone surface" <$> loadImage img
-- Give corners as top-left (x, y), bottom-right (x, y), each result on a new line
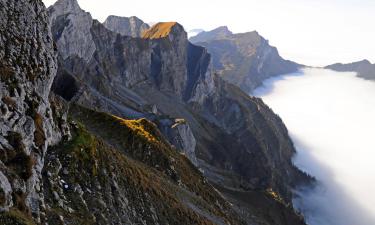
top-left (158, 118), bottom-right (198, 166)
top-left (0, 0), bottom-right (64, 220)
top-left (103, 15), bottom-right (150, 37)
top-left (48, 0), bottom-right (96, 62)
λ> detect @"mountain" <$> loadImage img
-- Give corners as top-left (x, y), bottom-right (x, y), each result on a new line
top-left (0, 1), bottom-right (245, 224)
top-left (190, 27), bottom-right (301, 93)
top-left (0, 0), bottom-right (311, 224)
top-left (103, 15), bottom-right (150, 37)
top-left (48, 1), bottom-right (311, 224)
top-left (190, 26), bottom-right (233, 43)
top-left (325, 59), bottom-right (375, 80)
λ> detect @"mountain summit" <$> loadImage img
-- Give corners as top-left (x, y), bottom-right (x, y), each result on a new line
top-left (103, 15), bottom-right (150, 37)
top-left (189, 26), bottom-right (233, 42)
top-left (142, 22), bottom-right (184, 39)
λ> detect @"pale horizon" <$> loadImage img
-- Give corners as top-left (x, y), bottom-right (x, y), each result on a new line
top-left (42, 0), bottom-right (375, 67)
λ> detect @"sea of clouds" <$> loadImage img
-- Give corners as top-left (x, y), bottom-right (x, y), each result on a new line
top-left (254, 68), bottom-right (375, 225)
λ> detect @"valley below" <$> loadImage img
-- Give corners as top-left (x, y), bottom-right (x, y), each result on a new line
top-left (254, 68), bottom-right (375, 225)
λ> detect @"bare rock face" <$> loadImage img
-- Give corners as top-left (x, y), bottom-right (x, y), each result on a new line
top-left (0, 0), bottom-right (64, 220)
top-left (186, 43), bottom-right (216, 104)
top-left (157, 118), bottom-right (198, 166)
top-left (143, 22), bottom-right (190, 97)
top-left (103, 15), bottom-right (150, 37)
top-left (48, 0), bottom-right (96, 62)
top-left (190, 27), bottom-right (301, 93)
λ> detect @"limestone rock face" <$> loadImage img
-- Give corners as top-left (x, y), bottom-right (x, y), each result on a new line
top-left (103, 15), bottom-right (150, 37)
top-left (143, 22), bottom-right (190, 97)
top-left (0, 0), bottom-right (64, 219)
top-left (187, 43), bottom-right (216, 104)
top-left (48, 0), bottom-right (96, 62)
top-left (158, 118), bottom-right (198, 166)
top-left (190, 27), bottom-right (301, 93)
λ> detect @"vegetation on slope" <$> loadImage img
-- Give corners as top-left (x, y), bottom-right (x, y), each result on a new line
top-left (0, 209), bottom-right (36, 225)
top-left (42, 105), bottom-right (244, 225)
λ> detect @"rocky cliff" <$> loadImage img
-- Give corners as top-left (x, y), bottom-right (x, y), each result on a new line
top-left (190, 26), bottom-right (301, 93)
top-left (325, 59), bottom-right (375, 80)
top-left (0, 0), bottom-right (70, 222)
top-left (103, 15), bottom-right (150, 38)
top-left (48, 0), bottom-right (311, 224)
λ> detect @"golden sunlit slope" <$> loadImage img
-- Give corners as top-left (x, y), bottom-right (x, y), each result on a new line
top-left (142, 22), bottom-right (178, 39)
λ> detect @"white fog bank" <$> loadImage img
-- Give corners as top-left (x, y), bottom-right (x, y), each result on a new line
top-left (254, 68), bottom-right (375, 225)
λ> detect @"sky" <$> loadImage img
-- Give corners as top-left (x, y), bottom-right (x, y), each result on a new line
top-left (42, 0), bottom-right (375, 67)
top-left (254, 68), bottom-right (375, 225)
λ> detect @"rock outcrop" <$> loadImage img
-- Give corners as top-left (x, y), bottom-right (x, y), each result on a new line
top-left (190, 27), bottom-right (301, 93)
top-left (48, 0), bottom-right (96, 62)
top-left (325, 59), bottom-right (375, 80)
top-left (48, 1), bottom-right (311, 224)
top-left (0, 0), bottom-right (68, 221)
top-left (103, 15), bottom-right (150, 37)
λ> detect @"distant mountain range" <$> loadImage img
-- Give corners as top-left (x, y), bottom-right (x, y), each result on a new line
top-left (325, 60), bottom-right (375, 80)
top-left (190, 26), bottom-right (301, 93)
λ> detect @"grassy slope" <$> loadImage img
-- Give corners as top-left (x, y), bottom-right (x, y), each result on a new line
top-left (42, 105), bottom-right (243, 225)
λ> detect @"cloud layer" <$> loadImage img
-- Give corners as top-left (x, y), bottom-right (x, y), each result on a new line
top-left (254, 68), bottom-right (375, 225)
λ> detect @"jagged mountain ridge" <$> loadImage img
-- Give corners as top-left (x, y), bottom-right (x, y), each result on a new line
top-left (325, 59), bottom-right (375, 80)
top-left (48, 0), bottom-right (311, 224)
top-left (190, 26), bottom-right (301, 93)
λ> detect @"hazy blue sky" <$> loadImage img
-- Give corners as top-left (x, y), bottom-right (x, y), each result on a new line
top-left (43, 0), bottom-right (375, 66)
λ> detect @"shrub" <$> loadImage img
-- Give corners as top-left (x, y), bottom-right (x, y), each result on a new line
top-left (2, 96), bottom-right (16, 110)
top-left (0, 209), bottom-right (35, 225)
top-left (33, 113), bottom-right (45, 149)
top-left (0, 65), bottom-right (14, 82)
